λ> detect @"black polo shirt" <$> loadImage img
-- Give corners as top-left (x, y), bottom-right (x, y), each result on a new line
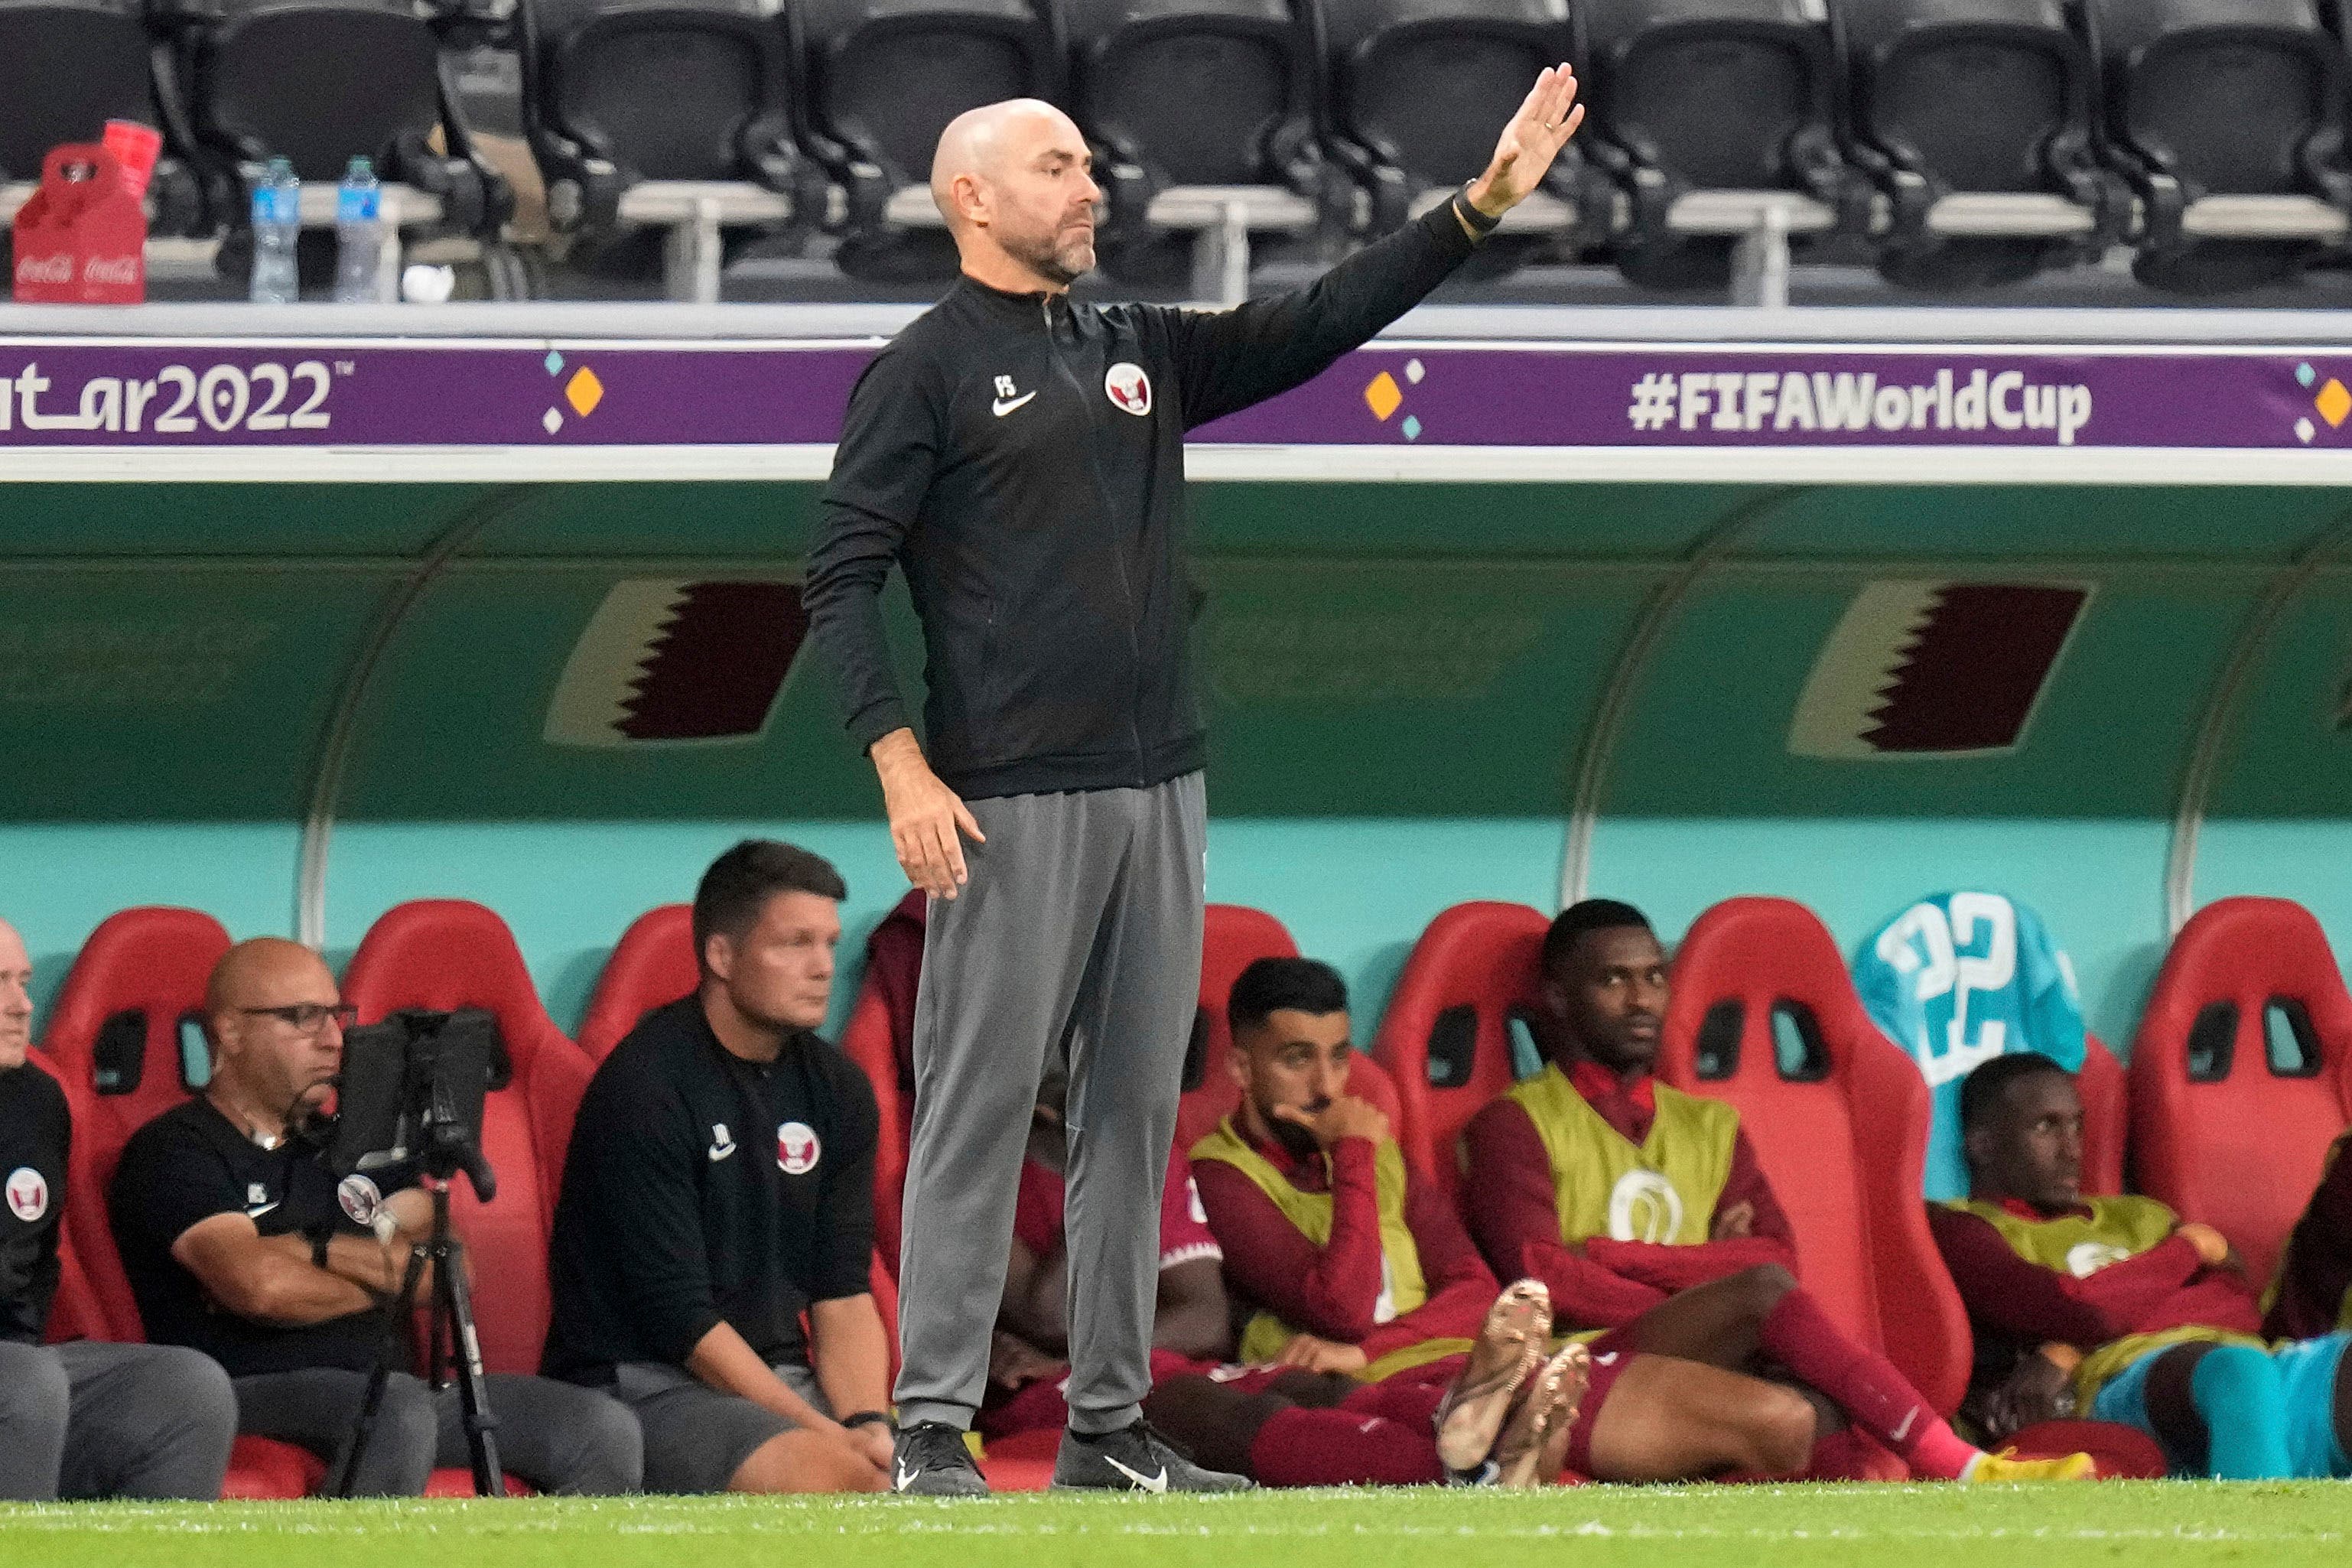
top-left (109, 1097), bottom-right (385, 1375)
top-left (542, 995), bottom-right (878, 1385)
top-left (0, 1063), bottom-right (68, 1344)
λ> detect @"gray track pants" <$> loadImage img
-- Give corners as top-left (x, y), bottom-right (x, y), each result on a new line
top-left (234, 1368), bottom-right (643, 1495)
top-left (893, 772), bottom-right (1206, 1435)
top-left (0, 1340), bottom-right (236, 1500)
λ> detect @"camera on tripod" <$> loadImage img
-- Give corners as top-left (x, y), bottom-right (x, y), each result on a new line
top-left (323, 1007), bottom-right (511, 1497)
top-left (328, 1007), bottom-right (503, 1205)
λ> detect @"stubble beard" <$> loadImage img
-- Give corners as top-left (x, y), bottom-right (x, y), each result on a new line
top-left (1266, 1097), bottom-right (1329, 1161)
top-left (1012, 223), bottom-right (1095, 287)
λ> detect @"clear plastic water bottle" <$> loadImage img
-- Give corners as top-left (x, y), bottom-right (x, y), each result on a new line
top-left (248, 156), bottom-right (301, 304)
top-left (334, 155), bottom-right (384, 304)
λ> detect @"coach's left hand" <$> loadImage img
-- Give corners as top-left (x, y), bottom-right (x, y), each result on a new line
top-left (1464, 64), bottom-right (1586, 223)
top-left (873, 728), bottom-right (986, 899)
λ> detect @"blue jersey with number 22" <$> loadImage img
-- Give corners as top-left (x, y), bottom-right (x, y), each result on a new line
top-left (1853, 891), bottom-right (2086, 1201)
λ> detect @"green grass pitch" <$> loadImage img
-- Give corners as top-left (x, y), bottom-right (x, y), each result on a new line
top-left (4, 1484), bottom-right (2345, 1568)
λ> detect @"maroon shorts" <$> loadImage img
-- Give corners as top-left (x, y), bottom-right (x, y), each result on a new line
top-left (985, 1347), bottom-right (1474, 1439)
top-left (1187, 1349), bottom-right (1469, 1400)
top-left (1561, 1326), bottom-right (1638, 1479)
top-left (978, 1348), bottom-right (1214, 1440)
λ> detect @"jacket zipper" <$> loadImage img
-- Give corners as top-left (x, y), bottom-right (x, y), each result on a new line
top-left (1044, 291), bottom-right (1150, 780)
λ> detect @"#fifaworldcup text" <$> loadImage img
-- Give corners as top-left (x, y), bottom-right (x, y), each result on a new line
top-left (1626, 367), bottom-right (2096, 445)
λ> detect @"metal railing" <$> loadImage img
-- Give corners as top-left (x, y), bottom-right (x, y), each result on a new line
top-left (14, 169), bottom-right (2352, 308)
top-left (612, 181), bottom-right (794, 304)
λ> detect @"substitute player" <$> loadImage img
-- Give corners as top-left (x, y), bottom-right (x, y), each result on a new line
top-left (1191, 958), bottom-right (1498, 1381)
top-left (991, 1060), bottom-right (1588, 1486)
top-left (1462, 900), bottom-right (2090, 1483)
top-left (1934, 1054), bottom-right (2351, 1479)
top-left (802, 70), bottom-right (1590, 1495)
top-left (1199, 956), bottom-right (1937, 1485)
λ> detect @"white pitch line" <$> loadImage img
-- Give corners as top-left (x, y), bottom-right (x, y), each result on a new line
top-left (8, 1514), bottom-right (2337, 1546)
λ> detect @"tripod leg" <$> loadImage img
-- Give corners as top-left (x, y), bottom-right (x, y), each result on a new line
top-left (333, 1364), bottom-right (398, 1498)
top-left (438, 1233), bottom-right (506, 1497)
top-left (337, 1241), bottom-right (430, 1497)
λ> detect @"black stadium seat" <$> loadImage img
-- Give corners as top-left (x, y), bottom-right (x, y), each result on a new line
top-left (520, 0), bottom-right (831, 297)
top-left (1319, 0), bottom-right (1613, 272)
top-left (1061, 0), bottom-right (1352, 296)
top-left (1572, 0), bottom-right (1872, 294)
top-left (153, 0), bottom-right (512, 246)
top-left (2080, 0), bottom-right (2352, 295)
top-left (0, 0), bottom-right (207, 235)
top-left (799, 0), bottom-right (1065, 282)
top-left (1836, 0), bottom-right (2128, 291)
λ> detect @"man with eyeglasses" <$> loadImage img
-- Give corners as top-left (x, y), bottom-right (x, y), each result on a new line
top-left (0, 916), bottom-right (238, 1501)
top-left (109, 937), bottom-right (642, 1495)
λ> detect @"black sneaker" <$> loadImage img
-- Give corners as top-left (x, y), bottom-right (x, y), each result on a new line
top-left (890, 1420), bottom-right (991, 1497)
top-left (1051, 1420), bottom-right (1254, 1493)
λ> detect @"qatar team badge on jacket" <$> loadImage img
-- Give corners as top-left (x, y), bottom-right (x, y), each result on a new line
top-left (1104, 362), bottom-right (1152, 416)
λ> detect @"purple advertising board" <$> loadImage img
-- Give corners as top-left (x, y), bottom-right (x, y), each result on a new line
top-left (0, 337), bottom-right (2347, 452)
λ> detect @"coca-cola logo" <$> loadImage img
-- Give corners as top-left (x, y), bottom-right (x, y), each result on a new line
top-left (82, 255), bottom-right (140, 286)
top-left (14, 254), bottom-right (74, 285)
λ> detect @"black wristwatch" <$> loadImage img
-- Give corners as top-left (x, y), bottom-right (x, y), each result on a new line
top-left (841, 1410), bottom-right (895, 1434)
top-left (307, 1224), bottom-right (333, 1270)
top-left (1453, 184), bottom-right (1503, 239)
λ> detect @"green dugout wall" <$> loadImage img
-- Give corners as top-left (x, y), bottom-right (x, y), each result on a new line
top-left (7, 304), bottom-right (2352, 1049)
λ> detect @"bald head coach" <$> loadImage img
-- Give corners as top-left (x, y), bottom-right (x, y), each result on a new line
top-left (801, 74), bottom-right (1585, 1495)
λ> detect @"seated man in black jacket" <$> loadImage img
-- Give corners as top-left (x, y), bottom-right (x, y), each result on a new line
top-left (0, 916), bottom-right (236, 1501)
top-left (109, 937), bottom-right (641, 1496)
top-left (545, 841), bottom-right (892, 1494)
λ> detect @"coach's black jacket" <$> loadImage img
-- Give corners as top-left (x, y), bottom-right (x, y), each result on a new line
top-left (802, 202), bottom-right (1480, 802)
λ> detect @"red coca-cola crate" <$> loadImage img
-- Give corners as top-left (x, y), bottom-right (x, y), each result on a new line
top-left (12, 142), bottom-right (147, 304)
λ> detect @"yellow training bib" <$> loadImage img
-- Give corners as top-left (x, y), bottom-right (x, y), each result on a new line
top-left (1192, 1118), bottom-right (1446, 1378)
top-left (1502, 1063), bottom-right (1738, 1247)
top-left (1945, 1196), bottom-right (2265, 1401)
